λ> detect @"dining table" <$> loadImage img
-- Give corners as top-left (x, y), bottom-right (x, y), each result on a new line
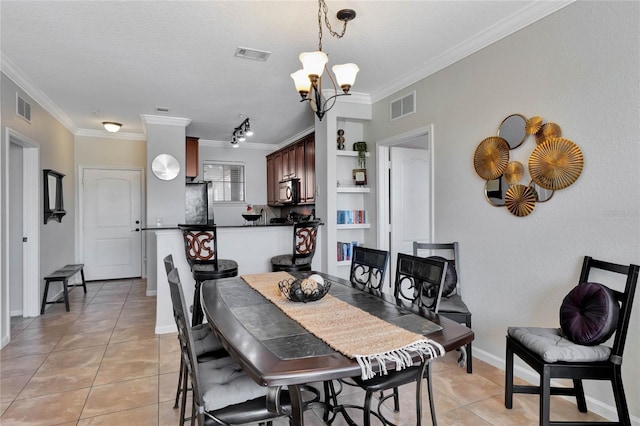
top-left (201, 272), bottom-right (474, 425)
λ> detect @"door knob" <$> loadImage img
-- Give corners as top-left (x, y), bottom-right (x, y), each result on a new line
top-left (132, 228), bottom-right (140, 232)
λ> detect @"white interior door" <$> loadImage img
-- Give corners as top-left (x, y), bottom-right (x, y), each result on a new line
top-left (389, 147), bottom-right (431, 283)
top-left (82, 169), bottom-right (142, 280)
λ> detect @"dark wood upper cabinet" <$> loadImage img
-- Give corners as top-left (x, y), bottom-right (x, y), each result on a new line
top-left (266, 133), bottom-right (315, 206)
top-left (185, 136), bottom-right (199, 180)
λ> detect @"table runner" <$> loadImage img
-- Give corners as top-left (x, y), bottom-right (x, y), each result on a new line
top-left (241, 272), bottom-right (445, 380)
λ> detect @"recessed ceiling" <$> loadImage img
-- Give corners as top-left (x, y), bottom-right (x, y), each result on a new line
top-left (0, 1), bottom-right (572, 145)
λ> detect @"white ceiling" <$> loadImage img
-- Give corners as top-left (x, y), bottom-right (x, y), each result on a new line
top-left (0, 1), bottom-right (572, 146)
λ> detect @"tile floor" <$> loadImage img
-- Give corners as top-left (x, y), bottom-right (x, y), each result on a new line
top-left (0, 278), bottom-right (606, 425)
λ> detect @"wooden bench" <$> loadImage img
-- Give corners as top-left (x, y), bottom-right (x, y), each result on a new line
top-left (40, 264), bottom-right (87, 314)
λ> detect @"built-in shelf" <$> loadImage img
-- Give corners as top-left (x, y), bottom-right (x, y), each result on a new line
top-left (337, 223), bottom-right (370, 230)
top-left (337, 187), bottom-right (370, 193)
top-left (336, 151), bottom-right (370, 158)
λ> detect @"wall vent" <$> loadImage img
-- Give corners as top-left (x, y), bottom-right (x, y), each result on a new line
top-left (390, 91), bottom-right (416, 121)
top-left (234, 47), bottom-right (271, 62)
top-left (16, 94), bottom-right (31, 122)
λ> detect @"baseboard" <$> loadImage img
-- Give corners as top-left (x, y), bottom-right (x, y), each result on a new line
top-left (1, 334), bottom-right (9, 349)
top-left (473, 347), bottom-right (640, 425)
top-left (146, 289), bottom-right (157, 297)
top-left (155, 324), bottom-right (176, 335)
top-left (10, 309), bottom-right (23, 316)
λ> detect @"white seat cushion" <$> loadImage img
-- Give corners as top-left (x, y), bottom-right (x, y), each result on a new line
top-left (508, 326), bottom-right (611, 363)
top-left (198, 359), bottom-right (267, 411)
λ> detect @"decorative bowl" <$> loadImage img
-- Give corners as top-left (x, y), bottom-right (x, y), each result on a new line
top-left (278, 275), bottom-right (331, 303)
top-left (242, 214), bottom-right (262, 222)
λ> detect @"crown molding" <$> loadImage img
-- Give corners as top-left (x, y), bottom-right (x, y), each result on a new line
top-left (320, 90), bottom-right (371, 105)
top-left (75, 128), bottom-right (146, 140)
top-left (140, 114), bottom-right (192, 127)
top-left (370, 0), bottom-right (576, 103)
top-left (1, 52), bottom-right (78, 134)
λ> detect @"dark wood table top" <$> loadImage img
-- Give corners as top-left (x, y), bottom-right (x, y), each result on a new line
top-left (201, 273), bottom-right (474, 387)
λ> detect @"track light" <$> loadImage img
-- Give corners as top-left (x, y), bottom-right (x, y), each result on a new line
top-left (231, 118), bottom-right (253, 146)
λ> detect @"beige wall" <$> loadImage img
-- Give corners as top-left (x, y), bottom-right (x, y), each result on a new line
top-left (369, 1), bottom-right (639, 419)
top-left (75, 135), bottom-right (146, 169)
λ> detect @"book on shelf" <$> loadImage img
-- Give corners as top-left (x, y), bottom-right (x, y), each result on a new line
top-left (336, 210), bottom-right (368, 225)
top-left (336, 240), bottom-right (363, 261)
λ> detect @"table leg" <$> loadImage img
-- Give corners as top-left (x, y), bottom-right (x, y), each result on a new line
top-left (192, 281), bottom-right (203, 326)
top-left (288, 384), bottom-right (304, 426)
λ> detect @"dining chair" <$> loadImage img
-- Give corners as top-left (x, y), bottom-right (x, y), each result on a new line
top-left (349, 246), bottom-right (390, 291)
top-left (270, 221), bottom-right (320, 272)
top-left (166, 266), bottom-right (294, 426)
top-left (505, 256), bottom-right (639, 426)
top-left (324, 246), bottom-right (391, 421)
top-left (413, 241), bottom-right (473, 373)
top-left (178, 224), bottom-right (238, 326)
top-left (328, 253), bottom-right (448, 426)
top-left (163, 255), bottom-right (228, 424)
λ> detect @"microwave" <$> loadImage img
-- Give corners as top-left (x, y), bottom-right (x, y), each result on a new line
top-left (278, 178), bottom-right (300, 204)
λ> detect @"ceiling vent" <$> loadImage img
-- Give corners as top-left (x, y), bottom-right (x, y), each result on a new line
top-left (154, 106), bottom-right (171, 114)
top-left (234, 47), bottom-right (271, 62)
top-left (390, 91), bottom-right (416, 121)
top-left (16, 94), bottom-right (31, 122)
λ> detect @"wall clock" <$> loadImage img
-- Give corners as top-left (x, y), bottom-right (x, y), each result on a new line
top-left (152, 154), bottom-right (180, 180)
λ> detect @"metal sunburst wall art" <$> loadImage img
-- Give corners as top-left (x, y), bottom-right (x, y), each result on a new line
top-left (473, 114), bottom-right (584, 217)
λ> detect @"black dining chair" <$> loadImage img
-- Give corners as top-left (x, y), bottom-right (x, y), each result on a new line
top-left (270, 221), bottom-right (320, 272)
top-left (328, 253), bottom-right (448, 426)
top-left (163, 255), bottom-right (228, 424)
top-left (413, 241), bottom-right (473, 373)
top-left (324, 246), bottom-right (391, 422)
top-left (167, 266), bottom-right (294, 426)
top-left (505, 256), bottom-right (639, 426)
top-left (178, 224), bottom-right (238, 326)
top-left (349, 246), bottom-right (390, 291)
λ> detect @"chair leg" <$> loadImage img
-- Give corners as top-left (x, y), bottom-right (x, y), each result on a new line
top-left (540, 366), bottom-right (551, 426)
top-left (422, 360), bottom-right (436, 426)
top-left (363, 390), bottom-right (374, 426)
top-left (612, 370), bottom-right (631, 425)
top-left (465, 341), bottom-right (473, 374)
top-left (175, 355), bottom-right (184, 408)
top-left (505, 338), bottom-right (514, 409)
top-left (572, 379), bottom-right (587, 413)
top-left (180, 360), bottom-right (189, 424)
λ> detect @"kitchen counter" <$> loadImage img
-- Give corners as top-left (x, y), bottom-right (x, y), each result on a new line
top-left (152, 224), bottom-right (324, 334)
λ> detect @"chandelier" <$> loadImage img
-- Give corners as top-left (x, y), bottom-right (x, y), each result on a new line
top-left (291, 0), bottom-right (359, 121)
top-left (230, 118), bottom-right (253, 147)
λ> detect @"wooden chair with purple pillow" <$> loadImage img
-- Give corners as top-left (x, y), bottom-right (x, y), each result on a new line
top-left (505, 256), bottom-right (639, 426)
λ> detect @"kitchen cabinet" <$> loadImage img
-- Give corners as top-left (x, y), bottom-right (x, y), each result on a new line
top-left (185, 136), bottom-right (199, 180)
top-left (266, 133), bottom-right (315, 206)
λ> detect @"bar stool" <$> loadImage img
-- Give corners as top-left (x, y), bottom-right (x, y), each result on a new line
top-left (178, 224), bottom-right (238, 326)
top-left (270, 221), bottom-right (320, 272)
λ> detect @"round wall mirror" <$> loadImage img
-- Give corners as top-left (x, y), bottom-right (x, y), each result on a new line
top-left (529, 181), bottom-right (554, 202)
top-left (498, 114), bottom-right (528, 149)
top-left (484, 176), bottom-right (509, 206)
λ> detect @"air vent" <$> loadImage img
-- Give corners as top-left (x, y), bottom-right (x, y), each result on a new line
top-left (16, 94), bottom-right (31, 122)
top-left (390, 91), bottom-right (416, 121)
top-left (234, 47), bottom-right (271, 62)
top-left (154, 106), bottom-right (171, 113)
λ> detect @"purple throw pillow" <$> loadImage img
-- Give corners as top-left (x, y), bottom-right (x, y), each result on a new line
top-left (559, 282), bottom-right (619, 346)
top-left (426, 256), bottom-right (457, 297)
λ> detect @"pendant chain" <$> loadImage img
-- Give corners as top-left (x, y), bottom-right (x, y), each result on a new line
top-left (317, 0), bottom-right (348, 52)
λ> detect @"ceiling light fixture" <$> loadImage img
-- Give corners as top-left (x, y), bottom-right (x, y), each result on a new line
top-left (291, 0), bottom-right (359, 121)
top-left (231, 118), bottom-right (253, 146)
top-left (102, 121), bottom-right (122, 133)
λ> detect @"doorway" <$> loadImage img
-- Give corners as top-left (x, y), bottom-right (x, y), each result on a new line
top-left (2, 129), bottom-right (40, 348)
top-left (80, 168), bottom-right (143, 280)
top-left (376, 126), bottom-right (434, 290)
